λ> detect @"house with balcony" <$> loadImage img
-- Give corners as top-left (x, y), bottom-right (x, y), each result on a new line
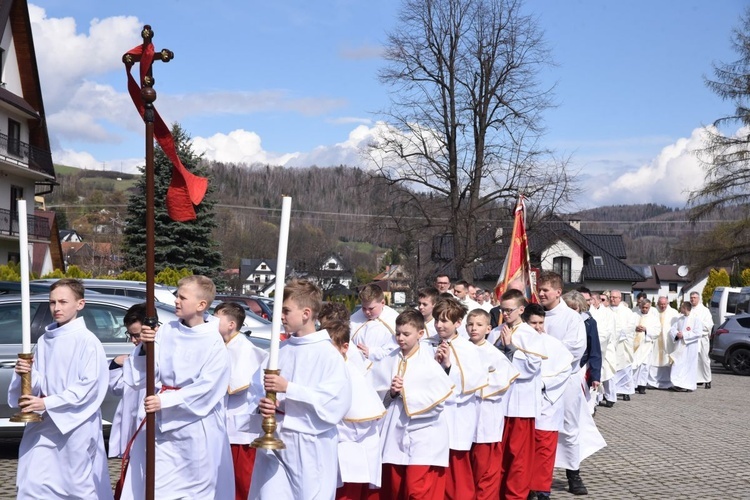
top-left (0, 1), bottom-right (57, 272)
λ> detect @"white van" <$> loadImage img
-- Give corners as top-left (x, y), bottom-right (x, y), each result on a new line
top-left (709, 286), bottom-right (750, 331)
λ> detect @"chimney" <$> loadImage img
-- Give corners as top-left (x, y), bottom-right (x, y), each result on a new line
top-left (568, 219), bottom-right (581, 232)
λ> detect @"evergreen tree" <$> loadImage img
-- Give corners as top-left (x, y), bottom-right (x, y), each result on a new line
top-left (122, 124), bottom-right (223, 278)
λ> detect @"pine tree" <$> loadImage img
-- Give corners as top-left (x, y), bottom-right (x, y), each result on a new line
top-left (122, 124), bottom-right (223, 278)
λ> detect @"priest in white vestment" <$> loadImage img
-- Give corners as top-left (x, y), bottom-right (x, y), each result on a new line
top-left (690, 292), bottom-right (714, 388)
top-left (669, 301), bottom-right (704, 391)
top-left (632, 301), bottom-right (661, 394)
top-left (609, 290), bottom-right (636, 400)
top-left (649, 297), bottom-right (680, 388)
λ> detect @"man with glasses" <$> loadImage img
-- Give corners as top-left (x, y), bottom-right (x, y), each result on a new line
top-left (434, 274), bottom-right (452, 294)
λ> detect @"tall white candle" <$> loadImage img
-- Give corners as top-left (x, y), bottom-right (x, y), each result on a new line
top-left (18, 200), bottom-right (31, 354)
top-left (267, 196), bottom-right (292, 370)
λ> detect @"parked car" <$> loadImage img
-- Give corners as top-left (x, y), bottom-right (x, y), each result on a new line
top-left (708, 286), bottom-right (750, 333)
top-left (710, 314), bottom-right (750, 376)
top-left (0, 294), bottom-right (269, 436)
top-left (0, 281), bottom-right (59, 295)
top-left (32, 278), bottom-right (177, 305)
top-left (216, 294), bottom-right (274, 320)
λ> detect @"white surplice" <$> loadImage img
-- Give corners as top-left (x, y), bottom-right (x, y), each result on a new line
top-left (669, 314), bottom-right (703, 391)
top-left (443, 335), bottom-right (488, 450)
top-left (120, 315), bottom-right (233, 500)
top-left (649, 306), bottom-right (680, 388)
top-left (337, 356), bottom-right (386, 487)
top-left (632, 310), bottom-right (661, 386)
top-left (226, 332), bottom-right (268, 445)
top-left (250, 330), bottom-right (352, 500)
top-left (692, 303), bottom-right (714, 384)
top-left (536, 334), bottom-right (573, 432)
top-left (501, 323), bottom-right (547, 418)
top-left (590, 305), bottom-right (617, 382)
top-left (611, 304), bottom-right (636, 395)
top-left (376, 345), bottom-right (454, 467)
top-left (8, 316), bottom-right (112, 500)
top-left (349, 306), bottom-right (399, 362)
top-left (473, 340), bottom-right (519, 444)
top-left (108, 349), bottom-right (144, 459)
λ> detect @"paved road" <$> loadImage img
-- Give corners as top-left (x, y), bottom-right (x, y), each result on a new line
top-left (0, 366), bottom-right (748, 499)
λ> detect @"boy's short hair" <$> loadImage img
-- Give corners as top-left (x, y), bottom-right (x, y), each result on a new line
top-left (433, 297), bottom-right (468, 323)
top-left (214, 301), bottom-right (246, 329)
top-left (326, 319), bottom-right (351, 347)
top-left (536, 271), bottom-right (563, 290)
top-left (500, 288), bottom-right (527, 307)
top-left (124, 303), bottom-right (147, 327)
top-left (396, 309), bottom-right (425, 331)
top-left (577, 286), bottom-right (591, 295)
top-left (417, 287), bottom-right (440, 303)
top-left (50, 278), bottom-right (85, 300)
top-left (467, 308), bottom-right (490, 323)
top-left (178, 275), bottom-right (216, 304)
top-left (319, 302), bottom-right (350, 329)
top-left (522, 303), bottom-right (546, 322)
top-left (284, 279), bottom-right (323, 318)
top-left (359, 283), bottom-right (385, 303)
top-left (680, 301), bottom-right (692, 312)
top-left (439, 292), bottom-right (454, 300)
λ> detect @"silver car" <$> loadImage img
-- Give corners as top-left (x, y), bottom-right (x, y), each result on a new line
top-left (0, 294), bottom-right (269, 437)
top-left (710, 314), bottom-right (750, 376)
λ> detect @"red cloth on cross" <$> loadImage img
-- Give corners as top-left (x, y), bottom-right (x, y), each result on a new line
top-left (124, 43), bottom-right (208, 222)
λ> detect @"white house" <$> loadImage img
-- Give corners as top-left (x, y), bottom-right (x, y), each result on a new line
top-left (0, 1), bottom-right (57, 273)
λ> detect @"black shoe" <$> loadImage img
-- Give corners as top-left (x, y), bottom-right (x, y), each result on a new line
top-left (598, 399), bottom-right (614, 408)
top-left (636, 386), bottom-right (645, 394)
top-left (537, 493), bottom-right (550, 500)
top-left (527, 491), bottom-right (538, 500)
top-left (622, 394), bottom-right (631, 401)
top-left (567, 472), bottom-right (589, 495)
top-left (705, 382), bottom-right (712, 389)
top-left (669, 386), bottom-right (689, 392)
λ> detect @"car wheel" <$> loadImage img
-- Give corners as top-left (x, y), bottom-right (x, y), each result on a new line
top-left (728, 348), bottom-right (750, 376)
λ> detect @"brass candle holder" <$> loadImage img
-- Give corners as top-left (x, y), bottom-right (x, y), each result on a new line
top-left (10, 353), bottom-right (42, 423)
top-left (250, 369), bottom-right (286, 450)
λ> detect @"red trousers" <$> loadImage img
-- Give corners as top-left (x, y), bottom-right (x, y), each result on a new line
top-left (382, 464), bottom-right (446, 499)
top-left (470, 441), bottom-right (502, 500)
top-left (529, 429), bottom-right (559, 492)
top-left (336, 482), bottom-right (381, 500)
top-left (230, 443), bottom-right (256, 500)
top-left (445, 449), bottom-right (474, 499)
top-left (499, 417), bottom-right (535, 500)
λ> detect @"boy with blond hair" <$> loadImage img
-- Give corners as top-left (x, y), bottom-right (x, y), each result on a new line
top-left (373, 309), bottom-right (454, 499)
top-left (120, 275), bottom-right (233, 500)
top-left (251, 279), bottom-right (352, 500)
top-left (466, 308), bottom-right (520, 500)
top-left (349, 283), bottom-right (399, 362)
top-left (9, 278), bottom-right (111, 499)
top-left (433, 297), bottom-right (488, 499)
top-left (214, 301), bottom-right (268, 500)
top-left (327, 319), bottom-right (386, 499)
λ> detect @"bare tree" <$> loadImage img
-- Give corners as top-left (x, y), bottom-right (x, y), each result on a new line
top-left (688, 7), bottom-right (750, 269)
top-left (370, 0), bottom-right (576, 280)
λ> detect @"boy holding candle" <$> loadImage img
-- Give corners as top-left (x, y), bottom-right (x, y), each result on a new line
top-left (119, 275), bottom-right (234, 500)
top-left (251, 279), bottom-right (352, 500)
top-left (9, 278), bottom-right (112, 499)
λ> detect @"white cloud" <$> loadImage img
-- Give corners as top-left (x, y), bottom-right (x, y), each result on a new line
top-left (587, 127), bottom-right (710, 207)
top-left (192, 130), bottom-right (299, 166)
top-left (339, 43), bottom-right (384, 60)
top-left (326, 116), bottom-right (373, 125)
top-left (53, 148), bottom-right (142, 174)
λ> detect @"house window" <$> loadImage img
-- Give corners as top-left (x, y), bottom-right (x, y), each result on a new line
top-left (669, 283), bottom-right (677, 292)
top-left (553, 256), bottom-right (572, 283)
top-left (593, 256), bottom-right (604, 266)
top-left (260, 263), bottom-right (267, 270)
top-left (328, 262), bottom-right (336, 269)
top-left (7, 119), bottom-right (21, 156)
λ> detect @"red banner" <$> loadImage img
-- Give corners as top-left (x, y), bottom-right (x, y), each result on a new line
top-left (124, 43), bottom-right (208, 222)
top-left (494, 196), bottom-right (538, 303)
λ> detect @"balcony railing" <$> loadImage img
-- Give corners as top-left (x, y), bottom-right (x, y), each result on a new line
top-left (0, 132), bottom-right (55, 177)
top-left (0, 207), bottom-right (50, 239)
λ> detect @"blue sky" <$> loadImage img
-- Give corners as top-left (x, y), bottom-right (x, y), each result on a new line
top-left (26, 0), bottom-right (747, 207)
